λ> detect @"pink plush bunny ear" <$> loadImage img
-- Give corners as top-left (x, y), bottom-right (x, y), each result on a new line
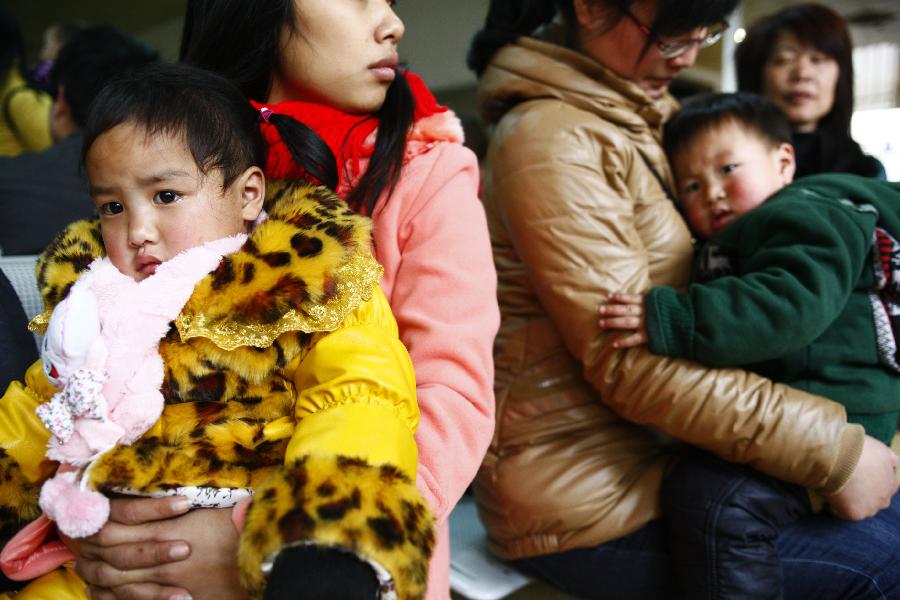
top-left (38, 468), bottom-right (110, 539)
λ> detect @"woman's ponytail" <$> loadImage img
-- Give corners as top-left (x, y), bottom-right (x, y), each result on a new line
top-left (268, 113), bottom-right (339, 191)
top-left (467, 0), bottom-right (567, 76)
top-left (347, 70), bottom-right (414, 215)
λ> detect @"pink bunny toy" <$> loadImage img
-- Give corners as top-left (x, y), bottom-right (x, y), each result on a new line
top-left (35, 234), bottom-right (247, 538)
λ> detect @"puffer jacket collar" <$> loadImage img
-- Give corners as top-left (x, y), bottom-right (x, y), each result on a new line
top-left (478, 25), bottom-right (678, 145)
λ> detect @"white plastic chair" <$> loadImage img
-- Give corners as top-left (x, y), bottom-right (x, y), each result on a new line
top-left (0, 254), bottom-right (43, 347)
top-left (449, 495), bottom-right (531, 600)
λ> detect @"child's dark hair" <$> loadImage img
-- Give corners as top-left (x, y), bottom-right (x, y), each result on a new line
top-left (663, 92), bottom-right (793, 163)
top-left (82, 63), bottom-right (266, 190)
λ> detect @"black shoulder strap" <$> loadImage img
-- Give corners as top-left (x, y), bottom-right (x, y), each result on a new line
top-left (637, 149), bottom-right (677, 205)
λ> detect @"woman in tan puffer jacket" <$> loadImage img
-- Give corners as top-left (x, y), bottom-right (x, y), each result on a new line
top-left (468, 0), bottom-right (900, 598)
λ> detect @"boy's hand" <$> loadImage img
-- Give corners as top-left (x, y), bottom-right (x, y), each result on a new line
top-left (598, 292), bottom-right (649, 349)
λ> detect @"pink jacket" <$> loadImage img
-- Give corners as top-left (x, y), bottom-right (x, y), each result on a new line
top-left (363, 113), bottom-right (499, 599)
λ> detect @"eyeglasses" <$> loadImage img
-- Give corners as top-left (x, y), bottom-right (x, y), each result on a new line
top-left (624, 10), bottom-right (728, 59)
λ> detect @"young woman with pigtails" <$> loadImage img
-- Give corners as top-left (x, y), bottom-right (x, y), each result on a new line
top-left (56, 2), bottom-right (498, 600)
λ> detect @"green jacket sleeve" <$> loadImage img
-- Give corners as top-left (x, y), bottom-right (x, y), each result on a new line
top-left (646, 197), bottom-right (874, 366)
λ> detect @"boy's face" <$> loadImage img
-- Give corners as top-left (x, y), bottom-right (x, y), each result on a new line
top-left (85, 123), bottom-right (264, 281)
top-left (672, 120), bottom-right (795, 239)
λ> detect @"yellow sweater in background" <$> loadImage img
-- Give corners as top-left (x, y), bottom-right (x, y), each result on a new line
top-left (0, 68), bottom-right (52, 157)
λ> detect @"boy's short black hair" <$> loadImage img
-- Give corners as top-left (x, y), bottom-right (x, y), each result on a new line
top-left (50, 25), bottom-right (160, 129)
top-left (82, 63), bottom-right (266, 190)
top-left (663, 92), bottom-right (793, 164)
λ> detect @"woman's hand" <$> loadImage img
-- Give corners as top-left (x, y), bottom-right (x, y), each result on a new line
top-left (825, 435), bottom-right (899, 521)
top-left (67, 496), bottom-right (249, 600)
top-left (598, 292), bottom-right (650, 349)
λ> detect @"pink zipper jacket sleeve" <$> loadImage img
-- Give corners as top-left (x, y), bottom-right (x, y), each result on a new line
top-left (372, 139), bottom-right (499, 599)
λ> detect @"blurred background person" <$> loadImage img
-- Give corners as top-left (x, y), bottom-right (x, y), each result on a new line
top-left (736, 3), bottom-right (886, 179)
top-left (0, 5), bottom-right (52, 157)
top-left (0, 25), bottom-right (159, 256)
top-left (26, 21), bottom-right (86, 94)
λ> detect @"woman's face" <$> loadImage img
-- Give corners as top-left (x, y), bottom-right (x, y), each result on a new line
top-left (268, 0), bottom-right (404, 113)
top-left (578, 0), bottom-right (707, 98)
top-left (762, 31), bottom-right (839, 133)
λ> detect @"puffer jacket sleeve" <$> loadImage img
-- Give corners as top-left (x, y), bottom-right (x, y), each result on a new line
top-left (237, 286), bottom-right (433, 600)
top-left (287, 285), bottom-right (418, 472)
top-left (488, 104), bottom-right (863, 496)
top-left (0, 361), bottom-right (58, 545)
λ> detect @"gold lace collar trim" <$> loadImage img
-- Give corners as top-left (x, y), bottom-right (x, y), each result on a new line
top-left (174, 253), bottom-right (383, 350)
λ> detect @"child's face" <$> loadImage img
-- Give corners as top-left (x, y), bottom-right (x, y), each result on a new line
top-left (86, 123), bottom-right (264, 281)
top-left (672, 120), bottom-right (795, 239)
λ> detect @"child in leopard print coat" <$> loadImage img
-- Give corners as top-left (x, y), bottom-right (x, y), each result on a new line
top-left (0, 63), bottom-right (432, 600)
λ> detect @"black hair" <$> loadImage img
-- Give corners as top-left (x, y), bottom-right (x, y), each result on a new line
top-left (468, 0), bottom-right (739, 76)
top-left (82, 63), bottom-right (267, 191)
top-left (467, 0), bottom-right (572, 75)
top-left (663, 92), bottom-right (794, 163)
top-left (179, 0), bottom-right (414, 214)
top-left (50, 25), bottom-right (160, 129)
top-left (0, 5), bottom-right (26, 78)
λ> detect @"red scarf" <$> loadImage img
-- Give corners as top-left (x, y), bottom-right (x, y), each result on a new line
top-left (251, 71), bottom-right (446, 187)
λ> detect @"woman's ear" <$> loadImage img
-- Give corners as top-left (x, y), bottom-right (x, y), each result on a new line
top-left (50, 86), bottom-right (76, 142)
top-left (238, 166), bottom-right (266, 222)
top-left (776, 142), bottom-right (796, 184)
top-left (573, 0), bottom-right (607, 31)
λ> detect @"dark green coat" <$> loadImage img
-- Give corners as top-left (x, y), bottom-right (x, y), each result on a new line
top-left (647, 174), bottom-right (900, 443)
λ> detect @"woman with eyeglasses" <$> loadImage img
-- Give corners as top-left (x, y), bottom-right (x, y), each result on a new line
top-left (468, 1), bottom-right (900, 598)
top-left (737, 3), bottom-right (885, 180)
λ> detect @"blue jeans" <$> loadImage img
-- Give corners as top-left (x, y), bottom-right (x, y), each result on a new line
top-left (514, 488), bottom-right (900, 599)
top-left (661, 451), bottom-right (813, 599)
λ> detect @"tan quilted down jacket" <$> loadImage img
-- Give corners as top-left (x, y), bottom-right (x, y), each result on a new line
top-left (474, 32), bottom-right (865, 560)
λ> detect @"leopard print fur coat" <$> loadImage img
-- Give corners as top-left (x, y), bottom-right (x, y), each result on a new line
top-left (0, 181), bottom-right (433, 599)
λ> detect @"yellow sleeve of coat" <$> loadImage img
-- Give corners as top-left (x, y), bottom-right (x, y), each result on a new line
top-left (286, 285), bottom-right (419, 479)
top-left (238, 286), bottom-right (433, 600)
top-left (0, 563), bottom-right (86, 600)
top-left (0, 360), bottom-right (55, 482)
top-left (0, 360), bottom-right (57, 540)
